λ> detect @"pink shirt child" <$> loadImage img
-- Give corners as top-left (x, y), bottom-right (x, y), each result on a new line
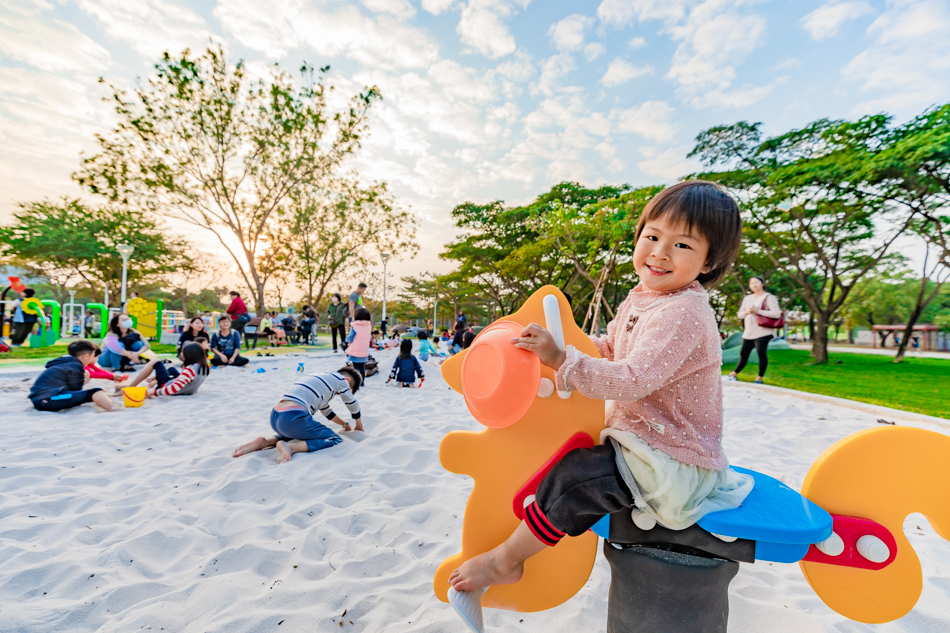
top-left (555, 280), bottom-right (727, 470)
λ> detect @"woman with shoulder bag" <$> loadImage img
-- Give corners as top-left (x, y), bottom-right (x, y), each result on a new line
top-left (728, 276), bottom-right (784, 384)
top-left (327, 294), bottom-right (347, 353)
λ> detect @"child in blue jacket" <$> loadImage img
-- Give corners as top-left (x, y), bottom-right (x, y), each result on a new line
top-left (29, 340), bottom-right (117, 412)
top-left (386, 339), bottom-right (425, 388)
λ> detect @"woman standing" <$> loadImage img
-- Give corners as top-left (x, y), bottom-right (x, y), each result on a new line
top-left (729, 276), bottom-right (782, 384)
top-left (327, 294), bottom-right (347, 353)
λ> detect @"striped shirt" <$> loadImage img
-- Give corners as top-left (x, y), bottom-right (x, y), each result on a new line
top-left (156, 364), bottom-right (207, 397)
top-left (282, 372), bottom-right (361, 421)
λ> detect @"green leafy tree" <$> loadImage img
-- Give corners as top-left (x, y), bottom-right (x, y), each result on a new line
top-left (282, 179), bottom-right (417, 306)
top-left (75, 44), bottom-right (381, 313)
top-left (691, 116), bottom-right (919, 363)
top-left (0, 199), bottom-right (192, 303)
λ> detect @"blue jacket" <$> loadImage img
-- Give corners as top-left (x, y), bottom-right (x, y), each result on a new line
top-left (29, 356), bottom-right (85, 401)
top-left (389, 355), bottom-right (424, 383)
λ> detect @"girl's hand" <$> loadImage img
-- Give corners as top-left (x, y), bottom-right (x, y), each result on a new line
top-left (511, 323), bottom-right (566, 370)
top-left (749, 306), bottom-right (758, 315)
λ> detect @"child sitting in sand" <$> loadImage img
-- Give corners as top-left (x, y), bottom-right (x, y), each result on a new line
top-left (386, 339), bottom-right (425, 388)
top-left (123, 342), bottom-right (210, 397)
top-left (232, 367), bottom-right (364, 463)
top-left (446, 181), bottom-right (755, 625)
top-left (417, 331), bottom-right (439, 362)
top-left (29, 340), bottom-right (117, 412)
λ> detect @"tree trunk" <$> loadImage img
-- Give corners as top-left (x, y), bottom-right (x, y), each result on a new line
top-left (808, 313), bottom-right (815, 343)
top-left (893, 305), bottom-right (925, 363)
top-left (811, 311), bottom-right (830, 363)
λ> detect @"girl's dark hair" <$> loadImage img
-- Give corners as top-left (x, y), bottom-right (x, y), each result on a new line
top-left (418, 331), bottom-right (428, 340)
top-left (399, 338), bottom-right (413, 358)
top-left (634, 180), bottom-right (742, 288)
top-left (180, 341), bottom-right (210, 375)
top-left (186, 316), bottom-right (204, 336)
top-left (355, 307), bottom-right (371, 321)
top-left (454, 321), bottom-right (464, 331)
top-left (338, 366), bottom-right (362, 393)
top-left (332, 293), bottom-right (342, 301)
top-left (23, 288), bottom-right (35, 298)
top-left (462, 331), bottom-right (476, 349)
top-left (109, 315), bottom-right (123, 335)
top-left (751, 276), bottom-right (766, 285)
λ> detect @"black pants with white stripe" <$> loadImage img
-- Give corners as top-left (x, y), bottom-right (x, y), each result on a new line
top-left (524, 443), bottom-right (633, 546)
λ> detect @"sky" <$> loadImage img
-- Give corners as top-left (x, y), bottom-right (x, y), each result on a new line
top-left (2, 0), bottom-right (950, 296)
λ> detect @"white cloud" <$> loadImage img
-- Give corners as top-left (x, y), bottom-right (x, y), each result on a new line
top-left (597, 0), bottom-right (690, 27)
top-left (216, 0), bottom-right (439, 68)
top-left (601, 58), bottom-right (653, 87)
top-left (629, 36), bottom-right (647, 49)
top-left (637, 146), bottom-right (699, 181)
top-left (457, 0), bottom-right (526, 59)
top-left (0, 0), bottom-right (110, 74)
top-left (772, 57), bottom-right (802, 71)
top-left (76, 0), bottom-right (210, 59)
top-left (549, 14), bottom-right (593, 52)
top-left (843, 0), bottom-right (950, 116)
top-left (665, 2), bottom-right (770, 108)
top-left (584, 42), bottom-right (606, 61)
top-left (801, 1), bottom-right (874, 40)
top-left (614, 101), bottom-right (677, 142)
top-left (421, 0), bottom-right (455, 14)
top-left (532, 52), bottom-right (577, 97)
top-left (361, 0), bottom-right (416, 19)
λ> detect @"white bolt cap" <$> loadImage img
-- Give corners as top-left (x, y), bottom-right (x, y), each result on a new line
top-left (857, 535), bottom-right (890, 563)
top-left (632, 508), bottom-right (656, 531)
top-left (523, 495), bottom-right (536, 509)
top-left (537, 378), bottom-right (555, 398)
top-left (711, 533), bottom-right (738, 543)
top-left (816, 532), bottom-right (845, 557)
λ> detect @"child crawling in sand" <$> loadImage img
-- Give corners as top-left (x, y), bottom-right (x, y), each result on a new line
top-left (233, 367), bottom-right (364, 463)
top-left (446, 181), bottom-right (755, 628)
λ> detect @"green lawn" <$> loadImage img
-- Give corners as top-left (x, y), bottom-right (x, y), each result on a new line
top-left (723, 349), bottom-right (950, 420)
top-left (0, 343), bottom-right (178, 360)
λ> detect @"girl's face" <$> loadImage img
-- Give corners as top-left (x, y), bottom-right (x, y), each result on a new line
top-left (633, 216), bottom-right (710, 294)
top-left (332, 296), bottom-right (339, 304)
top-left (192, 318), bottom-right (204, 331)
top-left (199, 340), bottom-right (211, 351)
top-left (749, 277), bottom-right (764, 293)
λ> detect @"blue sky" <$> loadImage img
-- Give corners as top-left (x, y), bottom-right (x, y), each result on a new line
top-left (2, 0), bottom-right (949, 285)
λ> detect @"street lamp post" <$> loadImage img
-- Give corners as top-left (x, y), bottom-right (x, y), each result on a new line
top-left (381, 253), bottom-right (391, 323)
top-left (117, 244), bottom-right (135, 306)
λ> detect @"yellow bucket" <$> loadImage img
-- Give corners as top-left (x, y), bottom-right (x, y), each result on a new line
top-left (122, 386), bottom-right (147, 408)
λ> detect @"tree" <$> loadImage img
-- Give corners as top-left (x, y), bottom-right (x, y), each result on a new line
top-left (164, 259), bottom-right (229, 315)
top-left (75, 44), bottom-right (381, 313)
top-left (543, 186), bottom-right (661, 333)
top-left (0, 199), bottom-right (192, 303)
top-left (440, 182), bottom-right (634, 324)
top-left (282, 179), bottom-right (417, 306)
top-left (691, 116), bottom-right (918, 363)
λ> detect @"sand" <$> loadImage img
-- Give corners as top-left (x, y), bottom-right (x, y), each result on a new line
top-left (0, 350), bottom-right (948, 632)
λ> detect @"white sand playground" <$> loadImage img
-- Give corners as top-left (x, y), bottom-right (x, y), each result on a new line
top-left (1, 351), bottom-right (948, 632)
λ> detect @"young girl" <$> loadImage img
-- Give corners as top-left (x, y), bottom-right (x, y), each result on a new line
top-left (260, 312), bottom-right (275, 346)
top-left (125, 341), bottom-right (210, 397)
top-left (345, 307), bottom-right (372, 380)
top-left (417, 331), bottom-right (439, 362)
top-left (177, 316), bottom-right (207, 359)
top-left (386, 339), bottom-right (425, 388)
top-left (232, 367), bottom-right (364, 463)
top-left (446, 181), bottom-right (754, 620)
top-left (99, 315), bottom-right (151, 370)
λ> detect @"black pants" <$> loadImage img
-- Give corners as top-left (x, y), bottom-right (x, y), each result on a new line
top-left (330, 324), bottom-right (346, 351)
top-left (525, 444), bottom-right (633, 545)
top-left (211, 355), bottom-right (249, 367)
top-left (734, 335), bottom-right (772, 377)
top-left (351, 361), bottom-right (365, 381)
top-left (32, 388), bottom-right (103, 412)
top-left (11, 322), bottom-right (35, 345)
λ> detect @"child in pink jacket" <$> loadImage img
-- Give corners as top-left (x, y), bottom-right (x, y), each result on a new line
top-left (448, 180), bottom-right (755, 617)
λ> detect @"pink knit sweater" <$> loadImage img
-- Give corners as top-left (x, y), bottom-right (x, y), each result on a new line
top-left (555, 281), bottom-right (727, 470)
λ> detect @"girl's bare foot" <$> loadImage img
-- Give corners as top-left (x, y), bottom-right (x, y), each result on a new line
top-left (448, 548), bottom-right (524, 592)
top-left (276, 439), bottom-right (308, 463)
top-left (233, 436), bottom-right (276, 458)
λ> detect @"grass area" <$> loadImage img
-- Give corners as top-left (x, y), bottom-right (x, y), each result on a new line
top-left (0, 343), bottom-right (178, 361)
top-left (723, 349), bottom-right (950, 420)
